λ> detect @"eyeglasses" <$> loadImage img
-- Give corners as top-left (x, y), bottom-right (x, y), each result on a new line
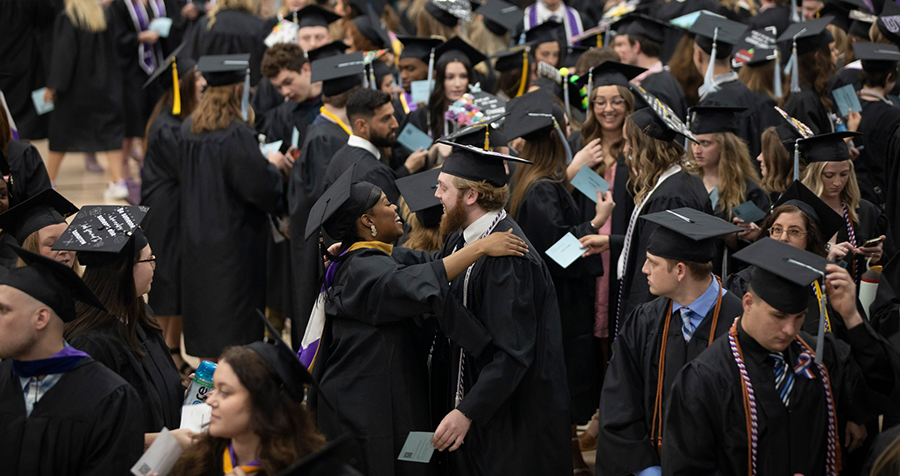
top-left (592, 98), bottom-right (627, 109)
top-left (769, 227), bottom-right (807, 239)
top-left (137, 255), bottom-right (156, 270)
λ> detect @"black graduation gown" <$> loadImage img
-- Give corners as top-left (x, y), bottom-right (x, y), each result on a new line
top-left (649, 0), bottom-right (718, 63)
top-left (783, 86), bottom-right (833, 135)
top-left (5, 140), bottom-right (52, 207)
top-left (255, 96), bottom-right (322, 152)
top-left (753, 90), bottom-right (784, 132)
top-left (288, 118), bottom-right (349, 343)
top-left (179, 119), bottom-right (285, 357)
top-left (711, 178), bottom-right (769, 275)
top-left (838, 199), bottom-right (896, 283)
top-left (618, 171), bottom-right (713, 325)
top-left (69, 321), bottom-right (184, 433)
top-left (884, 127), bottom-right (900, 238)
top-left (404, 106), bottom-right (431, 138)
top-left (661, 319), bottom-right (900, 475)
top-left (832, 66), bottom-right (862, 94)
top-left (0, 358), bottom-right (144, 476)
top-left (141, 109), bottom-right (182, 315)
top-left (744, 5), bottom-right (790, 37)
top-left (870, 254), bottom-right (900, 346)
top-left (47, 8), bottom-right (125, 152)
top-left (856, 100), bottom-right (900, 208)
top-left (323, 143), bottom-right (401, 205)
top-left (596, 291), bottom-right (743, 476)
top-left (641, 70), bottom-right (688, 121)
top-left (0, 233), bottom-right (19, 273)
top-left (111, 0), bottom-right (160, 138)
top-left (698, 78), bottom-right (762, 157)
top-left (438, 216), bottom-right (572, 475)
top-left (250, 77), bottom-right (285, 116)
top-left (182, 9), bottom-right (266, 86)
top-left (514, 178), bottom-right (602, 423)
top-left (313, 246), bottom-right (493, 476)
top-left (0, 0), bottom-right (58, 140)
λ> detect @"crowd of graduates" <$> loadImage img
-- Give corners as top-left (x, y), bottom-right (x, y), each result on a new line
top-left (4, 0), bottom-right (900, 474)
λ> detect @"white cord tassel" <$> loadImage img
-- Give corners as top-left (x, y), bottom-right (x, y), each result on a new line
top-left (773, 49), bottom-right (783, 98)
top-left (702, 27), bottom-right (720, 95)
top-left (241, 67), bottom-right (250, 121)
top-left (790, 39), bottom-right (801, 93)
top-left (793, 139), bottom-right (800, 181)
top-left (790, 0), bottom-right (802, 23)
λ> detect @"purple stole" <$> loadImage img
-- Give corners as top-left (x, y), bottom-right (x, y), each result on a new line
top-left (125, 0), bottom-right (165, 75)
top-left (525, 2), bottom-right (582, 45)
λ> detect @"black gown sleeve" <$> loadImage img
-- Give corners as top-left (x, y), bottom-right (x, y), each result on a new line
top-left (46, 14), bottom-right (78, 93)
top-left (225, 124), bottom-right (284, 215)
top-left (82, 383), bottom-right (144, 476)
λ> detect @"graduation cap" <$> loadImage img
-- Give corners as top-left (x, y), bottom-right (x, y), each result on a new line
top-left (307, 41), bottom-right (349, 62)
top-left (733, 237), bottom-right (831, 314)
top-left (142, 44), bottom-right (195, 116)
top-left (492, 45), bottom-right (534, 73)
top-left (396, 168), bottom-right (443, 228)
top-left (772, 180), bottom-right (844, 241)
top-left (688, 12), bottom-right (748, 59)
top-left (437, 139), bottom-right (532, 187)
top-left (621, 14), bottom-right (670, 44)
top-left (425, 0), bottom-right (472, 26)
top-left (52, 205), bottom-right (149, 267)
top-left (688, 105), bottom-right (747, 135)
top-left (296, 4), bottom-right (341, 28)
top-left (346, 0), bottom-right (387, 16)
top-left (642, 207), bottom-right (742, 263)
top-left (304, 165), bottom-right (383, 240)
top-left (774, 106), bottom-right (814, 145)
top-left (248, 310), bottom-right (314, 403)
top-left (853, 42), bottom-right (900, 71)
top-left (778, 16), bottom-right (835, 55)
top-left (732, 29), bottom-right (779, 68)
top-left (847, 8), bottom-right (878, 38)
top-left (798, 131), bottom-right (860, 163)
top-left (525, 20), bottom-right (566, 45)
top-left (505, 89), bottom-right (566, 141)
top-left (275, 434), bottom-right (364, 476)
top-left (198, 54), bottom-right (252, 120)
top-left (876, 2), bottom-right (900, 46)
top-left (0, 245), bottom-right (107, 322)
top-left (353, 14), bottom-right (391, 49)
top-left (310, 52), bottom-right (366, 96)
top-left (476, 0), bottom-right (524, 36)
top-left (441, 112), bottom-right (508, 148)
top-left (371, 60), bottom-right (396, 85)
top-left (629, 84), bottom-right (696, 143)
top-left (572, 27), bottom-right (604, 49)
top-left (434, 37), bottom-right (487, 66)
top-left (0, 189), bottom-right (79, 244)
top-left (581, 61), bottom-right (645, 98)
top-left (397, 36), bottom-right (443, 62)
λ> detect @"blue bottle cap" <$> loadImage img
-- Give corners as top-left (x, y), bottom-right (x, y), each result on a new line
top-left (195, 360), bottom-right (217, 385)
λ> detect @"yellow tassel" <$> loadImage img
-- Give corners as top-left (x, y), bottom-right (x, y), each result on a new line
top-left (516, 50), bottom-right (529, 98)
top-left (171, 58), bottom-right (181, 115)
top-left (484, 125), bottom-right (489, 150)
top-left (596, 35), bottom-right (601, 48)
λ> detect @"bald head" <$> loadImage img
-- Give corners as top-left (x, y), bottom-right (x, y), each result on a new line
top-left (0, 284), bottom-right (63, 360)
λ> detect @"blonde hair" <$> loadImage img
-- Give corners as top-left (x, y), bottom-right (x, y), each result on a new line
top-left (65, 0), bottom-right (107, 32)
top-left (400, 201), bottom-right (445, 252)
top-left (208, 0), bottom-right (259, 28)
top-left (16, 231), bottom-right (81, 270)
top-left (452, 176), bottom-right (509, 212)
top-left (719, 0), bottom-right (757, 15)
top-left (871, 431), bottom-right (900, 476)
top-left (580, 84), bottom-right (634, 176)
top-left (190, 84), bottom-right (254, 133)
top-left (417, 11), bottom-right (460, 41)
top-left (625, 116), bottom-right (685, 205)
top-left (687, 132), bottom-right (760, 218)
top-left (467, 18), bottom-right (509, 60)
top-left (802, 159), bottom-right (860, 223)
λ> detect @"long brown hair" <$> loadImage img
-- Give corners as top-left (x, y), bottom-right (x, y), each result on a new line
top-left (738, 61), bottom-right (778, 101)
top-left (169, 346), bottom-right (327, 476)
top-left (509, 132), bottom-right (567, 218)
top-left (759, 127), bottom-right (795, 196)
top-left (668, 35), bottom-right (703, 107)
top-left (144, 70), bottom-right (201, 154)
top-left (687, 132), bottom-right (760, 217)
top-left (871, 431), bottom-right (900, 476)
top-left (624, 116), bottom-right (685, 205)
top-left (759, 204), bottom-right (828, 257)
top-left (64, 239), bottom-right (160, 355)
top-left (786, 46), bottom-right (835, 110)
top-left (580, 84), bottom-right (634, 175)
top-left (190, 84), bottom-right (253, 134)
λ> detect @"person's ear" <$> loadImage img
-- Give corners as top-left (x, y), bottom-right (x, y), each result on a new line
top-left (33, 307), bottom-right (52, 332)
top-left (302, 62), bottom-right (312, 77)
top-left (676, 262), bottom-right (687, 282)
top-left (359, 213), bottom-right (375, 228)
top-left (464, 188), bottom-right (478, 206)
top-left (742, 292), bottom-right (754, 315)
top-left (354, 117), bottom-right (368, 134)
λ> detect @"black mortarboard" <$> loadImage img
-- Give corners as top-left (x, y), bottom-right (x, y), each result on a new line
top-left (438, 140), bottom-right (532, 187)
top-left (398, 36), bottom-right (443, 62)
top-left (0, 189), bottom-right (78, 244)
top-left (248, 310), bottom-right (313, 403)
top-left (505, 89), bottom-right (566, 141)
top-left (434, 37), bottom-right (487, 66)
top-left (396, 168), bottom-right (443, 228)
top-left (353, 14), bottom-right (391, 49)
top-left (688, 105), bottom-right (747, 135)
top-left (440, 113), bottom-right (508, 148)
top-left (307, 41), bottom-right (349, 62)
top-left (296, 4), bottom-right (341, 28)
top-left (798, 131), bottom-right (860, 162)
top-left (492, 45), bottom-right (534, 72)
top-left (305, 166), bottom-right (383, 240)
top-left (425, 0), bottom-right (472, 26)
top-left (525, 20), bottom-right (566, 45)
top-left (734, 237), bottom-right (831, 313)
top-left (372, 60), bottom-right (395, 87)
top-left (197, 54), bottom-right (250, 87)
top-left (772, 180), bottom-right (844, 240)
top-left (777, 16), bottom-right (835, 55)
top-left (624, 14), bottom-right (669, 44)
top-left (688, 13), bottom-right (748, 59)
top-left (346, 0), bottom-right (387, 16)
top-left (562, 45), bottom-right (590, 68)
top-left (581, 60), bottom-right (645, 89)
top-left (0, 245), bottom-right (107, 322)
top-left (310, 52), bottom-right (366, 96)
top-left (142, 43), bottom-right (194, 89)
top-left (476, 0), bottom-right (524, 36)
top-left (52, 205), bottom-right (149, 267)
top-left (853, 42), bottom-right (900, 71)
top-left (877, 2), bottom-right (900, 46)
top-left (732, 29), bottom-right (779, 68)
top-left (774, 106), bottom-right (814, 149)
top-left (611, 15), bottom-right (635, 35)
top-left (572, 26), bottom-right (604, 48)
top-left (629, 84), bottom-right (696, 143)
top-left (643, 208), bottom-right (742, 263)
top-left (847, 8), bottom-right (878, 38)
top-left (276, 434), bottom-right (364, 476)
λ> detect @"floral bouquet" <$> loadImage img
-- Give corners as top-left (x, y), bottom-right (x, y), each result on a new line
top-left (444, 93), bottom-right (486, 130)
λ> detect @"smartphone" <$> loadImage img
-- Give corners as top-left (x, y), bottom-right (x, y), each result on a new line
top-left (862, 236), bottom-right (884, 248)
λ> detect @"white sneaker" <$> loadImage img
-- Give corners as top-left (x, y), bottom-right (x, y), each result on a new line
top-left (104, 180), bottom-right (129, 200)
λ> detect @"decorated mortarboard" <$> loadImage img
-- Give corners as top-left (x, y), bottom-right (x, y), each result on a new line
top-left (434, 37), bottom-right (487, 66)
top-left (304, 165), bottom-right (383, 240)
top-left (275, 434), bottom-right (364, 476)
top-left (307, 41), bottom-right (349, 62)
top-left (688, 105), bottom-right (747, 135)
top-left (853, 42), bottom-right (900, 71)
top-left (774, 105), bottom-right (814, 148)
top-left (876, 2), bottom-right (900, 46)
top-left (642, 207), bottom-right (742, 263)
top-left (425, 0), bottom-right (472, 26)
top-left (437, 139), bottom-right (532, 187)
top-left (249, 310), bottom-right (314, 403)
top-left (505, 89), bottom-right (566, 140)
top-left (0, 245), bottom-right (107, 322)
top-left (397, 36), bottom-right (443, 62)
top-left (476, 0), bottom-right (524, 36)
top-left (441, 112), bottom-right (508, 148)
top-left (629, 84), bottom-right (697, 143)
top-left (798, 131), bottom-right (860, 163)
top-left (688, 12), bottom-right (748, 58)
top-left (51, 205), bottom-right (149, 267)
top-left (296, 4), bottom-right (341, 28)
top-left (0, 189), bottom-right (79, 244)
top-left (310, 52), bottom-right (366, 96)
top-left (848, 8), bottom-right (878, 38)
top-left (396, 168), bottom-right (443, 228)
top-left (772, 180), bottom-right (845, 241)
top-left (353, 13), bottom-right (391, 49)
top-left (197, 54), bottom-right (252, 120)
top-left (732, 28), bottom-right (779, 68)
top-left (525, 20), bottom-right (566, 45)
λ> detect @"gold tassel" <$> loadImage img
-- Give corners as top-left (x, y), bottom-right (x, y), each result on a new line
top-left (484, 125), bottom-right (489, 150)
top-left (171, 58), bottom-right (181, 115)
top-left (516, 49), bottom-right (529, 98)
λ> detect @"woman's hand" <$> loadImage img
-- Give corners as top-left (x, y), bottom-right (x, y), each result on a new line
top-left (846, 109), bottom-right (861, 132)
top-left (825, 263), bottom-right (863, 329)
top-left (138, 30), bottom-right (161, 44)
top-left (267, 150), bottom-right (295, 177)
top-left (578, 234), bottom-right (609, 257)
top-left (732, 217), bottom-right (759, 241)
top-left (592, 190), bottom-right (615, 229)
top-left (827, 241), bottom-right (854, 262)
top-left (855, 235), bottom-right (885, 264)
top-left (43, 88), bottom-right (55, 104)
top-left (845, 421), bottom-right (867, 453)
top-left (432, 409), bottom-right (471, 452)
top-left (568, 138), bottom-right (603, 180)
top-left (476, 229), bottom-right (528, 257)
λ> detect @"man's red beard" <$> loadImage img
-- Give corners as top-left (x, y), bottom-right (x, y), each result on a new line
top-left (439, 192), bottom-right (468, 236)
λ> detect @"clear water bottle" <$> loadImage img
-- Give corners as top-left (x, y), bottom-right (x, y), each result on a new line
top-left (184, 360), bottom-right (217, 405)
